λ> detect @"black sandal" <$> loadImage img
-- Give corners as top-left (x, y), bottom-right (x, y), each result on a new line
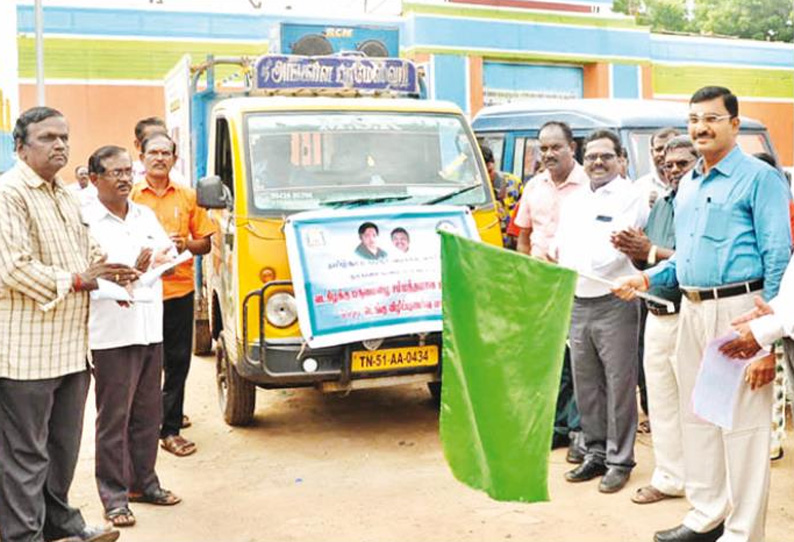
top-left (128, 487), bottom-right (182, 506)
top-left (105, 506), bottom-right (136, 527)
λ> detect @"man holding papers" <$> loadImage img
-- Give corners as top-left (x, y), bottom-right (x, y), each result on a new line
top-left (85, 145), bottom-right (181, 529)
top-left (613, 86), bottom-right (791, 542)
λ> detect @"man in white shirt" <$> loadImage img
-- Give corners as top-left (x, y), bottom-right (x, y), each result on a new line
top-left (556, 130), bottom-right (648, 493)
top-left (84, 145), bottom-right (181, 528)
top-left (635, 127), bottom-right (679, 207)
top-left (68, 164), bottom-right (98, 211)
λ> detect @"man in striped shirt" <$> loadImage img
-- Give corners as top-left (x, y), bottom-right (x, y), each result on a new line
top-left (0, 107), bottom-right (138, 542)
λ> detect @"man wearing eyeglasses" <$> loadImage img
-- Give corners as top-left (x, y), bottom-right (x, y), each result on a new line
top-left (131, 133), bottom-right (215, 458)
top-left (553, 129), bottom-right (648, 494)
top-left (85, 145), bottom-right (181, 527)
top-left (611, 136), bottom-right (698, 507)
top-left (613, 86), bottom-right (791, 542)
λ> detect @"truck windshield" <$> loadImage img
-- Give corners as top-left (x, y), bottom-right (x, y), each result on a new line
top-left (246, 112), bottom-right (490, 212)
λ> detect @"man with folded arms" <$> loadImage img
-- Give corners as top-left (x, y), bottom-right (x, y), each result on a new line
top-left (612, 136), bottom-right (698, 506)
top-left (85, 145), bottom-right (182, 529)
top-left (613, 86), bottom-right (791, 542)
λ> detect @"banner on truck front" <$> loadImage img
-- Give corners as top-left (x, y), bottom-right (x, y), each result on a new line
top-left (285, 205), bottom-right (479, 348)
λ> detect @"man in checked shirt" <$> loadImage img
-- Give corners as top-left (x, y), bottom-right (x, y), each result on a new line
top-left (0, 107), bottom-right (139, 542)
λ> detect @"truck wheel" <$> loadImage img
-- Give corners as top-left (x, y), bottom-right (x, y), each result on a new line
top-left (216, 338), bottom-right (256, 426)
top-left (193, 318), bottom-right (213, 355)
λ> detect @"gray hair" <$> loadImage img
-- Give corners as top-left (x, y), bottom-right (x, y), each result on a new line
top-left (664, 135), bottom-right (697, 158)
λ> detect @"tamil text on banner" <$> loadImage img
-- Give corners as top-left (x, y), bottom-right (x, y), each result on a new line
top-left (285, 205), bottom-right (479, 348)
top-left (439, 233), bottom-right (577, 502)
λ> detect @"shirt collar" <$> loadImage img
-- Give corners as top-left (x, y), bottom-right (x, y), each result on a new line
top-left (85, 198), bottom-right (141, 224)
top-left (541, 162), bottom-right (587, 187)
top-left (140, 177), bottom-right (176, 195)
top-left (692, 145), bottom-right (742, 179)
top-left (591, 175), bottom-right (629, 195)
top-left (17, 160), bottom-right (66, 192)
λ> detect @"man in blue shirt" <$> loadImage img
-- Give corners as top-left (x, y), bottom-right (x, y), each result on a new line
top-left (613, 86), bottom-right (791, 542)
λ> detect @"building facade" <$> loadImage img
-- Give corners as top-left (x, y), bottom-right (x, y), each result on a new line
top-left (11, 0), bottom-right (794, 179)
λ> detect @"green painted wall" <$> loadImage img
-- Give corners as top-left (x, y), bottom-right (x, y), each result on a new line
top-left (653, 64), bottom-right (794, 99)
top-left (18, 37), bottom-right (266, 81)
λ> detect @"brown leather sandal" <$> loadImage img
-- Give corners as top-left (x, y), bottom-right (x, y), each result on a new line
top-left (160, 435), bottom-right (197, 457)
top-left (631, 485), bottom-right (677, 504)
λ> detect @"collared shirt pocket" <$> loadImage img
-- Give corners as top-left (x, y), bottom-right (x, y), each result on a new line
top-left (701, 203), bottom-right (731, 243)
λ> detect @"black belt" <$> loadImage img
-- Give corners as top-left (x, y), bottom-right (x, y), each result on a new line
top-left (681, 279), bottom-right (763, 303)
top-left (646, 300), bottom-right (680, 316)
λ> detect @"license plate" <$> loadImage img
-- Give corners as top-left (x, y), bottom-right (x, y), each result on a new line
top-left (351, 345), bottom-right (439, 373)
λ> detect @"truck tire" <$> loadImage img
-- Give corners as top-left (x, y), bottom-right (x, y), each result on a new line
top-left (216, 337), bottom-right (256, 426)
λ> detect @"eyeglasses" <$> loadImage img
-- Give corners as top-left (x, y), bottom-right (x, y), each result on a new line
top-left (101, 167), bottom-right (133, 179)
top-left (687, 113), bottom-right (733, 125)
top-left (583, 153), bottom-right (617, 163)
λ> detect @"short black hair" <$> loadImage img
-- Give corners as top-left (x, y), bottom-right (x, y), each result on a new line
top-left (651, 127), bottom-right (679, 147)
top-left (141, 133), bottom-right (177, 155)
top-left (583, 129), bottom-right (623, 157)
top-left (391, 227), bottom-right (409, 239)
top-left (134, 117), bottom-right (167, 143)
top-left (13, 106), bottom-right (65, 147)
top-left (480, 145), bottom-right (494, 164)
top-left (753, 152), bottom-right (777, 169)
top-left (690, 86), bottom-right (738, 118)
top-left (88, 145), bottom-right (129, 175)
top-left (358, 222), bottom-right (378, 237)
top-left (539, 121), bottom-right (574, 144)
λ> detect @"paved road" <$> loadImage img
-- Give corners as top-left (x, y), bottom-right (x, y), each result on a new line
top-left (67, 355), bottom-right (794, 542)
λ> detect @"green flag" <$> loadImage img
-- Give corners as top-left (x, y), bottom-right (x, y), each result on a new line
top-left (439, 233), bottom-right (577, 503)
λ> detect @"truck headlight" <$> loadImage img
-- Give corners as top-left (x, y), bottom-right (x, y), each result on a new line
top-left (265, 292), bottom-right (298, 328)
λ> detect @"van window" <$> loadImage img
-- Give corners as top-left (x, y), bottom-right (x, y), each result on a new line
top-left (246, 112), bottom-right (490, 212)
top-left (214, 117), bottom-right (234, 197)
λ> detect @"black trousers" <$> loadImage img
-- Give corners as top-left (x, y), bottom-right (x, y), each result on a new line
top-left (161, 292), bottom-right (194, 438)
top-left (638, 304), bottom-right (649, 415)
top-left (553, 346), bottom-right (581, 439)
top-left (94, 343), bottom-right (163, 511)
top-left (0, 371), bottom-right (90, 542)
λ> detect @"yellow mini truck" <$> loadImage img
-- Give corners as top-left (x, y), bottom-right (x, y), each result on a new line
top-left (178, 54), bottom-right (502, 425)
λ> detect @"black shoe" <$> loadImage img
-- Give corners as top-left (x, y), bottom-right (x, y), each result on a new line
top-left (551, 432), bottom-right (570, 450)
top-left (51, 525), bottom-right (120, 542)
top-left (653, 523), bottom-right (724, 542)
top-left (566, 440), bottom-right (585, 464)
top-left (598, 467), bottom-right (630, 493)
top-left (564, 460), bottom-right (607, 482)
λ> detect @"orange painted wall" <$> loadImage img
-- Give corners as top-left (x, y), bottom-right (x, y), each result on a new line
top-left (740, 101), bottom-right (793, 167)
top-left (20, 84), bottom-right (165, 184)
top-left (468, 56), bottom-right (484, 117)
top-left (583, 63), bottom-right (609, 99)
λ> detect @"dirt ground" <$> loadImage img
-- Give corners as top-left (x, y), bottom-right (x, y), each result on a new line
top-left (67, 355), bottom-right (794, 542)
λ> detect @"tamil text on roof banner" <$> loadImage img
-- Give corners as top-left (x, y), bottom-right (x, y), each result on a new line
top-left (284, 205), bottom-right (479, 348)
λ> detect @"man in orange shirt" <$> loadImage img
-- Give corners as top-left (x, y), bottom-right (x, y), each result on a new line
top-left (131, 133), bottom-right (215, 457)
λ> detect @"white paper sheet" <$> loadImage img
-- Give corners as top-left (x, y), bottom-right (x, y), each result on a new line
top-left (90, 279), bottom-right (155, 303)
top-left (139, 250), bottom-right (192, 287)
top-left (691, 332), bottom-right (768, 429)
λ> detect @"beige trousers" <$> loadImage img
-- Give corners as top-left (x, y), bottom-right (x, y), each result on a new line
top-left (644, 312), bottom-right (685, 496)
top-left (677, 294), bottom-right (773, 542)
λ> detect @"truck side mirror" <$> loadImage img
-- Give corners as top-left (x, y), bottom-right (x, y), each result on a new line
top-left (197, 175), bottom-right (232, 210)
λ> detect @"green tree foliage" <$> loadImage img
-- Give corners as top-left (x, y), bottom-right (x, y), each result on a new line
top-left (613, 0), bottom-right (794, 42)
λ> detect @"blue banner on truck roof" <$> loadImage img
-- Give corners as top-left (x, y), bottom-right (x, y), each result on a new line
top-left (254, 55), bottom-right (419, 94)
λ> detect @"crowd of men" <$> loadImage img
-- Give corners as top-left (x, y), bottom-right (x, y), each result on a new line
top-left (0, 84), bottom-right (792, 542)
top-left (486, 85), bottom-right (792, 542)
top-left (0, 109), bottom-right (213, 542)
